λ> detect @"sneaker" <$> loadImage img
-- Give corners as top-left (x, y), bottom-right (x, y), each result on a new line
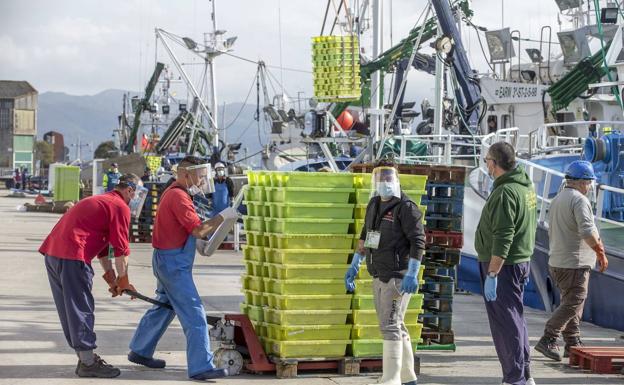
top-left (535, 336), bottom-right (562, 362)
top-left (564, 338), bottom-right (584, 358)
top-left (191, 368), bottom-right (228, 380)
top-left (76, 354), bottom-right (121, 378)
top-left (128, 351), bottom-right (166, 368)
top-left (526, 378), bottom-right (537, 385)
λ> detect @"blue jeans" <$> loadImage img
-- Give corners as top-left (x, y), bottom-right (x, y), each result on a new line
top-left (129, 236), bottom-right (216, 377)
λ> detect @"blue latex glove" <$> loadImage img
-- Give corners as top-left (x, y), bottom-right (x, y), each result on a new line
top-left (400, 259), bottom-right (421, 294)
top-left (345, 252), bottom-right (365, 292)
top-left (484, 275), bottom-right (498, 301)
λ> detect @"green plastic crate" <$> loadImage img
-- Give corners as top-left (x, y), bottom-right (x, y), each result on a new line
top-left (261, 203), bottom-right (272, 217)
top-left (244, 260), bottom-right (264, 277)
top-left (267, 233), bottom-right (354, 249)
top-left (54, 166), bottom-right (81, 202)
top-left (266, 187), bottom-right (354, 203)
top-left (351, 323), bottom-right (423, 340)
top-left (350, 309), bottom-right (423, 325)
top-left (263, 308), bottom-right (351, 325)
top-left (243, 201), bottom-right (264, 217)
top-left (354, 203), bottom-right (426, 219)
top-left (351, 293), bottom-right (424, 310)
top-left (264, 248), bottom-right (351, 264)
top-left (266, 293), bottom-right (352, 310)
top-left (241, 274), bottom-right (264, 292)
top-left (269, 171), bottom-right (355, 188)
top-left (242, 245), bottom-right (265, 262)
top-left (267, 218), bottom-right (353, 234)
top-left (265, 263), bottom-right (349, 280)
top-left (350, 339), bottom-right (420, 357)
top-left (242, 290), bottom-right (267, 307)
top-left (243, 186), bottom-right (266, 202)
top-left (240, 303), bottom-right (265, 322)
top-left (251, 321), bottom-right (268, 338)
top-left (266, 323), bottom-right (352, 341)
top-left (245, 232), bottom-right (267, 248)
top-left (268, 202), bottom-right (354, 219)
top-left (242, 216), bottom-right (266, 232)
top-left (265, 338), bottom-right (349, 358)
top-left (263, 278), bottom-right (345, 295)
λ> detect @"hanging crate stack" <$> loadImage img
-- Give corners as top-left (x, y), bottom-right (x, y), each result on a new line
top-left (242, 171), bottom-right (355, 359)
top-left (312, 35), bottom-right (361, 102)
top-left (348, 173), bottom-right (427, 357)
top-left (129, 181), bottom-right (165, 243)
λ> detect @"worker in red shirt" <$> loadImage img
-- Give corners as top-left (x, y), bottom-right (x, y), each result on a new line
top-left (128, 156), bottom-right (230, 380)
top-left (39, 173), bottom-right (144, 378)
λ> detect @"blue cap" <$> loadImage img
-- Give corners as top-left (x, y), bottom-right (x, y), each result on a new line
top-left (565, 160), bottom-right (596, 180)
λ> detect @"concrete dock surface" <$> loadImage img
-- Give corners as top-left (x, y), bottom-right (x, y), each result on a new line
top-left (0, 193), bottom-right (622, 385)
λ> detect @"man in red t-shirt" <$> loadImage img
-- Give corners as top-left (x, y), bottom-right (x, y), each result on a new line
top-left (128, 156), bottom-right (229, 380)
top-left (40, 173), bottom-right (141, 378)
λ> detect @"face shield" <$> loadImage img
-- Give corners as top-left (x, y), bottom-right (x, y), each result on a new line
top-left (371, 166), bottom-right (401, 199)
top-left (128, 183), bottom-right (148, 218)
top-left (180, 163), bottom-right (215, 197)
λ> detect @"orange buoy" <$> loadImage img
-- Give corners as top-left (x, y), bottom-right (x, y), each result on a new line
top-left (336, 110), bottom-right (354, 131)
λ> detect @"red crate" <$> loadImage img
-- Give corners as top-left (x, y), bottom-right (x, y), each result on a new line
top-left (425, 230), bottom-right (463, 249)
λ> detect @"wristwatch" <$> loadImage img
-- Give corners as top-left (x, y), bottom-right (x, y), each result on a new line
top-left (488, 272), bottom-right (498, 278)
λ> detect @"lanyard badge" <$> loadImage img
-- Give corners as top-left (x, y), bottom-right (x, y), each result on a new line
top-left (364, 231), bottom-right (381, 249)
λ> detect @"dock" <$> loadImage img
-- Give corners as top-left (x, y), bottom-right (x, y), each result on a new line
top-left (0, 193), bottom-right (622, 384)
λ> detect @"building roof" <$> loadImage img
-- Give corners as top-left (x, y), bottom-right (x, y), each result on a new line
top-left (0, 81), bottom-right (37, 99)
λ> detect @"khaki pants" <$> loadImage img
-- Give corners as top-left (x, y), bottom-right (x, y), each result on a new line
top-left (373, 277), bottom-right (411, 341)
top-left (544, 267), bottom-right (590, 342)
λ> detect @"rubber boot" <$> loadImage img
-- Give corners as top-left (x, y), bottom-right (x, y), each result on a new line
top-left (369, 340), bottom-right (402, 385)
top-left (400, 336), bottom-right (417, 385)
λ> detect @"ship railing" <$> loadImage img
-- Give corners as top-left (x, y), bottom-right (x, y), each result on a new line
top-left (479, 126), bottom-right (624, 230)
top-left (384, 133), bottom-right (489, 166)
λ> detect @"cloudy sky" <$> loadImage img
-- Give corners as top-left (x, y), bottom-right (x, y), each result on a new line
top-left (0, 0), bottom-right (565, 104)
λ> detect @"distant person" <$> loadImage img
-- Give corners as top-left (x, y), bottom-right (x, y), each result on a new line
top-left (210, 162), bottom-right (234, 215)
top-left (39, 174), bottom-right (143, 378)
top-left (535, 161), bottom-right (608, 361)
top-left (21, 167), bottom-right (28, 190)
top-left (475, 142), bottom-right (537, 385)
top-left (141, 167), bottom-right (152, 182)
top-left (102, 162), bottom-right (121, 192)
top-left (14, 168), bottom-right (21, 189)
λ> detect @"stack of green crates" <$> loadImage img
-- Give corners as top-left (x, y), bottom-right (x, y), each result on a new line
top-left (242, 171), bottom-right (355, 359)
top-left (312, 35), bottom-right (361, 102)
top-left (54, 165), bottom-right (80, 202)
top-left (349, 173), bottom-right (428, 357)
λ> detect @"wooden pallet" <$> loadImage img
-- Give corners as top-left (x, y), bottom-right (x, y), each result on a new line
top-left (569, 346), bottom-right (624, 374)
top-left (420, 328), bottom-right (455, 345)
top-left (270, 356), bottom-right (384, 379)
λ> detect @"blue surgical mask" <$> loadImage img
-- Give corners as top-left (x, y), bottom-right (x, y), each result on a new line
top-left (377, 181), bottom-right (396, 198)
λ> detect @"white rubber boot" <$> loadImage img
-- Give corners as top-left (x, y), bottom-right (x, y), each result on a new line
top-left (400, 337), bottom-right (417, 385)
top-left (369, 339), bottom-right (402, 385)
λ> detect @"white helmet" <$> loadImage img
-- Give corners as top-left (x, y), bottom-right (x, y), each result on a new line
top-left (215, 162), bottom-right (226, 169)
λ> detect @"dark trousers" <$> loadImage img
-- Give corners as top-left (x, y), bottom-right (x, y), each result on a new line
top-left (45, 255), bottom-right (97, 351)
top-left (480, 261), bottom-right (531, 385)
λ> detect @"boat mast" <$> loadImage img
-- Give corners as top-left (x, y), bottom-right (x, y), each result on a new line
top-left (370, 0), bottom-right (383, 154)
top-left (206, 0), bottom-right (220, 148)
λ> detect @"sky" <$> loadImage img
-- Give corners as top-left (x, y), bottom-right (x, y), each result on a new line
top-left (0, 0), bottom-right (566, 105)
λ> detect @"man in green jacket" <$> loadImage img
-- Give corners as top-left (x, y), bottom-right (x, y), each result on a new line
top-left (475, 141), bottom-right (537, 385)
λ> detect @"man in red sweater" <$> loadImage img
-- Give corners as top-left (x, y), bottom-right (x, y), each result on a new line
top-left (39, 173), bottom-right (141, 378)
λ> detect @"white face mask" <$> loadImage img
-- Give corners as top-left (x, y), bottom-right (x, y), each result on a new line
top-left (216, 169), bottom-right (226, 177)
top-left (377, 181), bottom-right (397, 199)
top-left (187, 184), bottom-right (202, 197)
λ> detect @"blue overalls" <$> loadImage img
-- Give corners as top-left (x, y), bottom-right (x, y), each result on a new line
top-left (211, 179), bottom-right (230, 214)
top-left (129, 235), bottom-right (216, 377)
top-left (105, 171), bottom-right (121, 192)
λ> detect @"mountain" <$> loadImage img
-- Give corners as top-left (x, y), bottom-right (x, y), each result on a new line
top-left (37, 90), bottom-right (268, 161)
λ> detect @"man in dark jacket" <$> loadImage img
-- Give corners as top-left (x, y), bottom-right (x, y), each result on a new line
top-left (475, 142), bottom-right (537, 385)
top-left (345, 160), bottom-right (426, 385)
